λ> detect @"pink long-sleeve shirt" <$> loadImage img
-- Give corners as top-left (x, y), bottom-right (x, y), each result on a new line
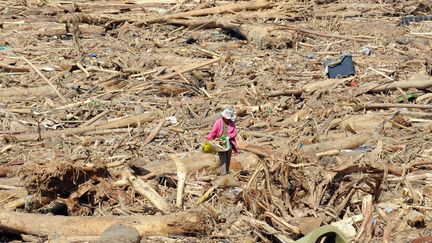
top-left (207, 118), bottom-right (238, 154)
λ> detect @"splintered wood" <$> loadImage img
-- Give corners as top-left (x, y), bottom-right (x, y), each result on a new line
top-left (1, 0), bottom-right (432, 242)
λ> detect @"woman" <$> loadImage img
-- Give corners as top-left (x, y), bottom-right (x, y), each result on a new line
top-left (206, 108), bottom-right (238, 175)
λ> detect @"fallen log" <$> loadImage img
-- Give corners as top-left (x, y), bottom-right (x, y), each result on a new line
top-left (58, 14), bottom-right (124, 26)
top-left (60, 6), bottom-right (293, 49)
top-left (143, 153), bottom-right (219, 176)
top-left (196, 174), bottom-right (239, 205)
top-left (143, 151), bottom-right (258, 177)
top-left (9, 114), bottom-right (156, 142)
top-left (0, 61), bottom-right (30, 72)
top-left (365, 78), bottom-right (432, 93)
top-left (135, 1), bottom-right (272, 26)
top-left (356, 103), bottom-right (432, 111)
top-left (304, 77), bottom-right (355, 92)
top-left (302, 133), bottom-right (371, 154)
top-left (315, 10), bottom-right (362, 18)
top-left (142, 15), bottom-right (368, 47)
top-left (0, 86), bottom-right (55, 98)
top-left (0, 209), bottom-right (208, 237)
top-left (340, 114), bottom-right (390, 132)
top-left (0, 166), bottom-right (12, 177)
top-left (356, 195), bottom-right (373, 242)
top-left (59, 1), bottom-right (272, 27)
top-left (331, 161), bottom-right (403, 177)
top-left (267, 89), bottom-right (304, 97)
top-left (216, 18), bottom-right (296, 49)
top-left (169, 154), bottom-right (187, 208)
top-left (127, 173), bottom-right (171, 214)
top-left (37, 25), bottom-right (106, 37)
top-left (400, 111), bottom-right (432, 119)
top-left (157, 58), bottom-right (220, 80)
top-left (237, 140), bottom-right (282, 158)
top-left (279, 24), bottom-right (372, 42)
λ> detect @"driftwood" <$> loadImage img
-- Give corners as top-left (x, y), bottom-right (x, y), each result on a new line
top-left (279, 25), bottom-right (372, 42)
top-left (4, 196), bottom-right (32, 210)
top-left (143, 153), bottom-right (219, 176)
top-left (165, 17), bottom-right (296, 49)
top-left (59, 4), bottom-right (293, 49)
top-left (339, 114), bottom-right (390, 132)
top-left (58, 14), bottom-right (122, 26)
top-left (356, 103), bottom-right (432, 111)
top-left (0, 86), bottom-right (56, 98)
top-left (127, 173), bottom-right (171, 214)
top-left (237, 141), bottom-right (282, 158)
top-left (304, 77), bottom-right (355, 92)
top-left (356, 195), bottom-right (373, 242)
top-left (216, 18), bottom-right (296, 49)
top-left (143, 119), bottom-right (166, 145)
top-left (143, 151), bottom-right (259, 178)
top-left (0, 166), bottom-right (12, 177)
top-left (4, 0), bottom-right (432, 242)
top-left (196, 174), bottom-right (239, 205)
top-left (59, 1), bottom-right (272, 27)
top-left (38, 25), bottom-right (105, 37)
top-left (366, 78), bottom-right (432, 93)
top-left (9, 114), bottom-right (156, 142)
top-left (405, 210), bottom-right (426, 228)
top-left (0, 209), bottom-right (208, 237)
top-left (0, 61), bottom-right (30, 72)
top-left (170, 154), bottom-right (187, 208)
top-left (157, 58), bottom-right (220, 80)
top-left (331, 160), bottom-right (403, 177)
top-left (267, 89), bottom-right (304, 97)
top-left (135, 1), bottom-right (272, 26)
top-left (303, 133), bottom-right (371, 154)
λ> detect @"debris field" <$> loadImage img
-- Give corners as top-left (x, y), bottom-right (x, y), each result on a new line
top-left (0, 0), bottom-right (432, 242)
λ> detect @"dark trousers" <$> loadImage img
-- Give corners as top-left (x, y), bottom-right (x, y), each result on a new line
top-left (218, 149), bottom-right (232, 175)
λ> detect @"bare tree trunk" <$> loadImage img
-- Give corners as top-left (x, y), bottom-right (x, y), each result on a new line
top-left (0, 209), bottom-right (208, 237)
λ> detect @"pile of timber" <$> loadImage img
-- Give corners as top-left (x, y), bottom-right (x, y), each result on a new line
top-left (0, 0), bottom-right (431, 242)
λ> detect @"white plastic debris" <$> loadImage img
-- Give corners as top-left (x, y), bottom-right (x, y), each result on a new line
top-left (166, 116), bottom-right (177, 125)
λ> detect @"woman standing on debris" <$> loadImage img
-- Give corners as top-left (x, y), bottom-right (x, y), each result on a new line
top-left (206, 108), bottom-right (238, 175)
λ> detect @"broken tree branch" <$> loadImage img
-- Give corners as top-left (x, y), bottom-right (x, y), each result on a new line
top-left (143, 119), bottom-right (166, 145)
